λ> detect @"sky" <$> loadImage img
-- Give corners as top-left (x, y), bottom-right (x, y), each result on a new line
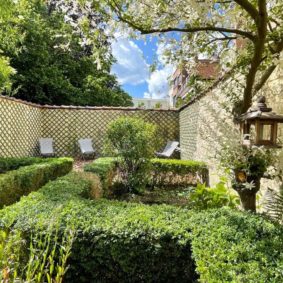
top-left (110, 35), bottom-right (174, 99)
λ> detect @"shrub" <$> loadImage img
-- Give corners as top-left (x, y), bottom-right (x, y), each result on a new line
top-left (105, 117), bottom-right (159, 193)
top-left (0, 157), bottom-right (44, 174)
top-left (0, 173), bottom-right (198, 282)
top-left (189, 209), bottom-right (283, 282)
top-left (188, 181), bottom-right (240, 210)
top-left (84, 157), bottom-right (117, 197)
top-left (1, 174), bottom-right (283, 282)
top-left (0, 157), bottom-right (73, 208)
top-left (151, 159), bottom-right (209, 186)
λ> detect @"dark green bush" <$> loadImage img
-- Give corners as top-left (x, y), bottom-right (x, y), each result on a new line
top-left (0, 173), bottom-right (282, 283)
top-left (0, 157), bottom-right (73, 208)
top-left (151, 158), bottom-right (209, 186)
top-left (189, 209), bottom-right (283, 282)
top-left (0, 173), bottom-right (197, 283)
top-left (0, 157), bottom-right (44, 174)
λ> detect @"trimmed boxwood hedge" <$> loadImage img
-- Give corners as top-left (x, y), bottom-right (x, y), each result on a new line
top-left (150, 158), bottom-right (209, 186)
top-left (0, 157), bottom-right (73, 208)
top-left (0, 157), bottom-right (44, 174)
top-left (0, 173), bottom-right (198, 283)
top-left (0, 173), bottom-right (283, 282)
top-left (84, 157), bottom-right (209, 194)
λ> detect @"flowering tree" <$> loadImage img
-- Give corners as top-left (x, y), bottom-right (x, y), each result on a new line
top-left (93, 0), bottom-right (283, 211)
top-left (97, 0), bottom-right (282, 114)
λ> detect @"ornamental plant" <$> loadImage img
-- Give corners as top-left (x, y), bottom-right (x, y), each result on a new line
top-left (220, 142), bottom-right (280, 211)
top-left (105, 117), bottom-right (159, 193)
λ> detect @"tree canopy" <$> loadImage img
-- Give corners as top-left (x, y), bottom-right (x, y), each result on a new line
top-left (98, 0), bottom-right (283, 114)
top-left (0, 0), bottom-right (133, 106)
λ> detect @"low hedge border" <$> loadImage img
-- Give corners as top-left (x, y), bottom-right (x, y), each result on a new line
top-left (84, 157), bottom-right (209, 194)
top-left (0, 157), bottom-right (73, 208)
top-left (0, 157), bottom-right (44, 174)
top-left (0, 173), bottom-right (198, 282)
top-left (0, 173), bottom-right (282, 282)
top-left (150, 158), bottom-right (209, 186)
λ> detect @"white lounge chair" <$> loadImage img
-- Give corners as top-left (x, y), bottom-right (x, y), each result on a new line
top-left (39, 138), bottom-right (54, 157)
top-left (78, 138), bottom-right (95, 159)
top-left (155, 141), bottom-right (180, 158)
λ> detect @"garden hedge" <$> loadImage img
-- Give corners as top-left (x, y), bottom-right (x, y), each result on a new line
top-left (84, 157), bottom-right (209, 194)
top-left (0, 173), bottom-right (282, 282)
top-left (0, 157), bottom-right (73, 208)
top-left (150, 158), bottom-right (209, 186)
top-left (0, 157), bottom-right (44, 174)
top-left (0, 173), bottom-right (197, 282)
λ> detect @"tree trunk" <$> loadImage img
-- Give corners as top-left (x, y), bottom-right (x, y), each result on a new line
top-left (238, 190), bottom-right (257, 212)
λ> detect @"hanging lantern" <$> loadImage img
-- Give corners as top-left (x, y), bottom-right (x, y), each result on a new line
top-left (239, 96), bottom-right (283, 148)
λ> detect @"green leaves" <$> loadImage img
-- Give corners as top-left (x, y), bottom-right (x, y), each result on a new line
top-left (105, 117), bottom-right (159, 192)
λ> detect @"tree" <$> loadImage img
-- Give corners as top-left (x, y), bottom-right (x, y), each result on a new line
top-left (95, 0), bottom-right (283, 211)
top-left (0, 0), bottom-right (133, 106)
top-left (99, 0), bottom-right (282, 113)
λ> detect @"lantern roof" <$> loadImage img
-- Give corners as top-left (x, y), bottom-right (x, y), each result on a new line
top-left (239, 96), bottom-right (283, 122)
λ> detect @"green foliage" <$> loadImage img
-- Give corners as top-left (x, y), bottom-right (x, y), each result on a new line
top-left (85, 157), bottom-right (209, 194)
top-left (265, 187), bottom-right (283, 223)
top-left (1, 173), bottom-right (283, 282)
top-left (105, 117), bottom-right (158, 192)
top-left (189, 209), bottom-right (283, 282)
top-left (0, 157), bottom-right (44, 173)
top-left (188, 181), bottom-right (240, 210)
top-left (0, 173), bottom-right (198, 282)
top-left (151, 158), bottom-right (208, 186)
top-left (0, 223), bottom-right (75, 282)
top-left (0, 157), bottom-right (73, 208)
top-left (0, 0), bottom-right (132, 106)
top-left (84, 157), bottom-right (117, 196)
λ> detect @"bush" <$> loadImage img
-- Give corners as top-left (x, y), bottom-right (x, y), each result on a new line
top-left (1, 174), bottom-right (283, 282)
top-left (85, 158), bottom-right (209, 197)
top-left (105, 117), bottom-right (159, 193)
top-left (0, 157), bottom-right (73, 208)
top-left (84, 157), bottom-right (116, 197)
top-left (188, 181), bottom-right (240, 210)
top-left (0, 173), bottom-right (198, 282)
top-left (0, 157), bottom-right (44, 174)
top-left (151, 159), bottom-right (209, 186)
top-left (189, 209), bottom-right (283, 282)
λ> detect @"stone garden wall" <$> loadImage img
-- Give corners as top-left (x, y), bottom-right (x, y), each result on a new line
top-left (179, 58), bottom-right (283, 190)
top-left (0, 96), bottom-right (179, 157)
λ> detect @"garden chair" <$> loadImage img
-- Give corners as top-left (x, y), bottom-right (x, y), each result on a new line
top-left (78, 138), bottom-right (95, 159)
top-left (155, 141), bottom-right (180, 158)
top-left (39, 138), bottom-right (55, 157)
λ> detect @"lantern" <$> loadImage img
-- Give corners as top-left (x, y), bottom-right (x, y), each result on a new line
top-left (239, 96), bottom-right (283, 148)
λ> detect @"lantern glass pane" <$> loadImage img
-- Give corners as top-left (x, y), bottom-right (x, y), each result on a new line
top-left (262, 124), bottom-right (272, 141)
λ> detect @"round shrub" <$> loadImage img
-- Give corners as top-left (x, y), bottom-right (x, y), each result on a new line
top-left (105, 117), bottom-right (159, 193)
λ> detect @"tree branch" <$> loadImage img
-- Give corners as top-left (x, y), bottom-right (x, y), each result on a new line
top-left (233, 0), bottom-right (259, 21)
top-left (241, 0), bottom-right (267, 113)
top-left (117, 13), bottom-right (256, 41)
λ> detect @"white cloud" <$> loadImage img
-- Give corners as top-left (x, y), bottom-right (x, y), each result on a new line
top-left (111, 37), bottom-right (149, 85)
top-left (144, 43), bottom-right (174, 99)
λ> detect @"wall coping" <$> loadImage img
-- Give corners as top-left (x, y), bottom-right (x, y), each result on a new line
top-left (0, 95), bottom-right (178, 112)
top-left (178, 69), bottom-right (233, 112)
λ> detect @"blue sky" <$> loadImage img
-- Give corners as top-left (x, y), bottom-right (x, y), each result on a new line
top-left (111, 35), bottom-right (174, 99)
